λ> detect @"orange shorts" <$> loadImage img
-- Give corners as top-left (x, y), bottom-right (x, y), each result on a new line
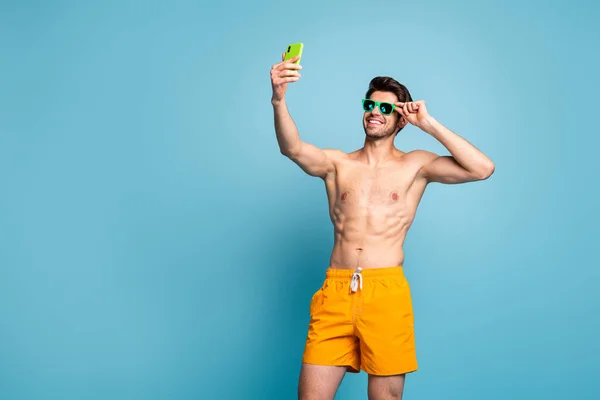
top-left (302, 266), bottom-right (418, 376)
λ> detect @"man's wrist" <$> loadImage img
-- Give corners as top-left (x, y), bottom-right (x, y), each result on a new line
top-left (271, 97), bottom-right (286, 107)
top-left (420, 116), bottom-right (439, 135)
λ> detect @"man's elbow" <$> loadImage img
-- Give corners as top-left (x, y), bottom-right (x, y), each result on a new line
top-left (475, 161), bottom-right (495, 180)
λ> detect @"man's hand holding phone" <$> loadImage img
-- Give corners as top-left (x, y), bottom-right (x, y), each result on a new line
top-left (270, 51), bottom-right (302, 104)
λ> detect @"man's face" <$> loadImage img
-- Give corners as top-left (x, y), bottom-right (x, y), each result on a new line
top-left (362, 91), bottom-right (405, 139)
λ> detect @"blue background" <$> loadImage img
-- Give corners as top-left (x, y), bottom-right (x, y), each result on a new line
top-left (1, 0), bottom-right (598, 399)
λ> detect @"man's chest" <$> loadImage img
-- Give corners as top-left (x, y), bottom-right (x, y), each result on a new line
top-left (330, 165), bottom-right (419, 207)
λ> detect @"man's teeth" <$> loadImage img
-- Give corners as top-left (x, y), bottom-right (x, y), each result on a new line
top-left (369, 120), bottom-right (383, 125)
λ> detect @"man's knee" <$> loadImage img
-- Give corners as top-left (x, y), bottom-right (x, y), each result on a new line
top-left (368, 374), bottom-right (405, 400)
top-left (368, 388), bottom-right (403, 400)
top-left (368, 391), bottom-right (403, 400)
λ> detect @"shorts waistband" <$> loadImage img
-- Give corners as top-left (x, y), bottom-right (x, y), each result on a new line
top-left (325, 266), bottom-right (404, 279)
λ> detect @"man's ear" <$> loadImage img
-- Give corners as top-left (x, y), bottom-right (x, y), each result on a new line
top-left (396, 115), bottom-right (408, 131)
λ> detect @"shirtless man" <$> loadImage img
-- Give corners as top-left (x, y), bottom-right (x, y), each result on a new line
top-left (270, 54), bottom-right (495, 400)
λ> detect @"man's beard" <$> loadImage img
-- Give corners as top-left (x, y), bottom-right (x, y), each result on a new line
top-left (363, 124), bottom-right (396, 140)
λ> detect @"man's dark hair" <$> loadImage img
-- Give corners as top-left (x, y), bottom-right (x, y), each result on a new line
top-left (365, 76), bottom-right (413, 134)
top-left (365, 76), bottom-right (413, 103)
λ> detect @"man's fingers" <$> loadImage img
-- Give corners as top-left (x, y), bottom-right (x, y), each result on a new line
top-left (272, 55), bottom-right (301, 72)
top-left (271, 65), bottom-right (301, 80)
top-left (283, 72), bottom-right (301, 79)
top-left (275, 69), bottom-right (301, 78)
top-left (395, 101), bottom-right (422, 113)
top-left (395, 107), bottom-right (409, 124)
top-left (277, 55), bottom-right (300, 66)
top-left (272, 68), bottom-right (301, 81)
top-left (273, 76), bottom-right (300, 85)
top-left (280, 61), bottom-right (302, 70)
top-left (397, 101), bottom-right (413, 114)
top-left (394, 100), bottom-right (425, 124)
top-left (396, 104), bottom-right (409, 116)
top-left (272, 63), bottom-right (302, 75)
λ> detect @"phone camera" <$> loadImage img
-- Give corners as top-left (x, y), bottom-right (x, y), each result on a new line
top-left (287, 46), bottom-right (291, 52)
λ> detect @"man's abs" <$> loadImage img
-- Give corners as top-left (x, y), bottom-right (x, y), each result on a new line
top-left (329, 238), bottom-right (407, 269)
top-left (327, 210), bottom-right (413, 269)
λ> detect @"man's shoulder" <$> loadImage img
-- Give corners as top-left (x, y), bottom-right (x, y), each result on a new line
top-left (323, 148), bottom-right (351, 160)
top-left (402, 149), bottom-right (440, 163)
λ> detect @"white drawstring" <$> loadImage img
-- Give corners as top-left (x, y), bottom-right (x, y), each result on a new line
top-left (350, 267), bottom-right (363, 292)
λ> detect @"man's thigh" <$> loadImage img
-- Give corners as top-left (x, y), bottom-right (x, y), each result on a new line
top-left (368, 374), bottom-right (406, 400)
top-left (298, 363), bottom-right (347, 400)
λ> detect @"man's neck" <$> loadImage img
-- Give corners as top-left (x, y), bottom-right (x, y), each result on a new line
top-left (360, 137), bottom-right (398, 165)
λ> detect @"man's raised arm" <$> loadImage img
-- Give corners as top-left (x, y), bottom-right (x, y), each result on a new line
top-left (270, 54), bottom-right (336, 179)
top-left (394, 100), bottom-right (495, 184)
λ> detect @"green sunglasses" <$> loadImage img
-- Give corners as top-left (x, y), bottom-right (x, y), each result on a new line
top-left (362, 99), bottom-right (397, 115)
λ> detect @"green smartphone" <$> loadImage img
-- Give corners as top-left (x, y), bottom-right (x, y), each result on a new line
top-left (284, 43), bottom-right (303, 65)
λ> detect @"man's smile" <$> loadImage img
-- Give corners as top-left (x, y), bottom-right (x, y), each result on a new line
top-left (367, 118), bottom-right (384, 126)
